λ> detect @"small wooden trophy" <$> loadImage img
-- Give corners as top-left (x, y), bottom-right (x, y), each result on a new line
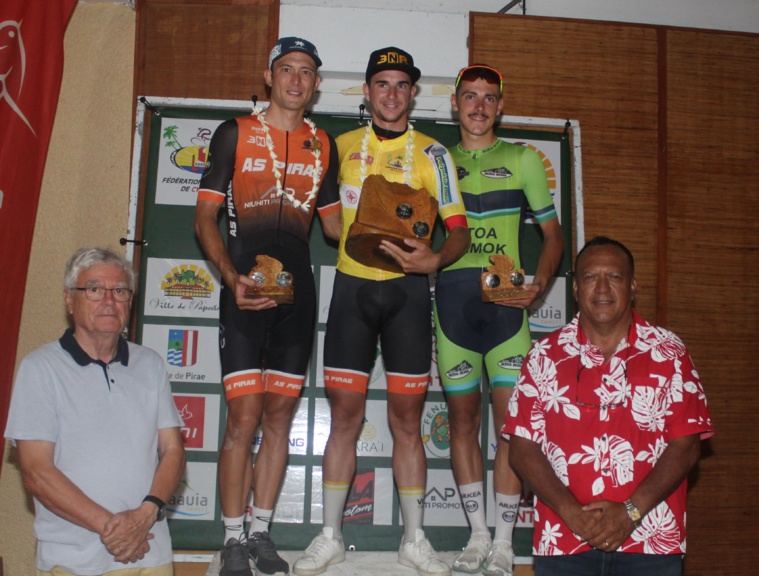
top-left (481, 254), bottom-right (528, 302)
top-left (345, 174), bottom-right (438, 273)
top-left (244, 255), bottom-right (294, 304)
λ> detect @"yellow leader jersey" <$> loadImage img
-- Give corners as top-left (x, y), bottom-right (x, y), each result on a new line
top-left (335, 125), bottom-right (467, 280)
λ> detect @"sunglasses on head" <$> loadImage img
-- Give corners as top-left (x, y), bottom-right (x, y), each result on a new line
top-left (455, 65), bottom-right (504, 93)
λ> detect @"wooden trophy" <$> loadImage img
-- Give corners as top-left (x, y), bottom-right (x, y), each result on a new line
top-left (244, 255), bottom-right (294, 304)
top-left (345, 174), bottom-right (438, 273)
top-left (481, 254), bottom-right (528, 302)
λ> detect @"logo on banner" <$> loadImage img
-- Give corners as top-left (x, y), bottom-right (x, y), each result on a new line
top-left (369, 345), bottom-right (386, 386)
top-left (174, 395), bottom-right (206, 449)
top-left (0, 20), bottom-right (36, 136)
top-left (344, 468), bottom-right (375, 524)
top-left (167, 329), bottom-right (198, 367)
top-left (169, 462), bottom-right (215, 520)
top-left (422, 403), bottom-right (451, 458)
top-left (357, 417), bottom-right (385, 454)
top-left (513, 141), bottom-right (557, 203)
top-left (161, 265), bottom-right (215, 299)
top-left (424, 486), bottom-right (462, 511)
top-left (163, 125), bottom-right (212, 174)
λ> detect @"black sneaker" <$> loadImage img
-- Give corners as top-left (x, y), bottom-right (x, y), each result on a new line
top-left (248, 531), bottom-right (290, 576)
top-left (220, 538), bottom-right (254, 576)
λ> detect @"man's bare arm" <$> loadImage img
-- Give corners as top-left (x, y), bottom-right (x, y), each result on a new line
top-left (102, 427), bottom-right (186, 562)
top-left (499, 217), bottom-right (564, 310)
top-left (509, 435), bottom-right (602, 540)
top-left (195, 200), bottom-right (275, 311)
top-left (18, 439), bottom-right (113, 535)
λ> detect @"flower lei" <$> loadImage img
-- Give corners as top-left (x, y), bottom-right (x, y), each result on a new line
top-left (359, 120), bottom-right (415, 186)
top-left (252, 106), bottom-right (322, 212)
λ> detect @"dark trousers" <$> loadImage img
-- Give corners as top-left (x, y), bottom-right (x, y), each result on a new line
top-left (534, 550), bottom-right (683, 576)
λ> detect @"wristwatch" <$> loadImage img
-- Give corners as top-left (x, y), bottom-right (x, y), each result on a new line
top-left (143, 495), bottom-right (167, 522)
top-left (624, 499), bottom-right (642, 527)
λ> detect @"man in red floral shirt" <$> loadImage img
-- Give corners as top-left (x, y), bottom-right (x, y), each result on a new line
top-left (503, 236), bottom-right (713, 576)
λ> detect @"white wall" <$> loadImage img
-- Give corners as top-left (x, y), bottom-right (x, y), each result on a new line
top-left (277, 0), bottom-right (759, 116)
top-left (281, 0), bottom-right (759, 77)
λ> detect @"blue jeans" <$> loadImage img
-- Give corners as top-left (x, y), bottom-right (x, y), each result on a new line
top-left (534, 550), bottom-right (683, 576)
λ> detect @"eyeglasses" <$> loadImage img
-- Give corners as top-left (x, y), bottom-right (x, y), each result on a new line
top-left (72, 286), bottom-right (133, 302)
top-left (455, 65), bottom-right (504, 93)
top-left (576, 353), bottom-right (628, 410)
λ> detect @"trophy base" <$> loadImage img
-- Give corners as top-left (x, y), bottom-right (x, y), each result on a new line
top-left (481, 287), bottom-right (529, 302)
top-left (345, 225), bottom-right (431, 273)
top-left (243, 255), bottom-right (294, 304)
top-left (243, 286), bottom-right (294, 305)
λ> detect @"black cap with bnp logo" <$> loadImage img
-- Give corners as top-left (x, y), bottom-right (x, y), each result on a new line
top-left (365, 46), bottom-right (421, 85)
top-left (268, 37), bottom-right (322, 69)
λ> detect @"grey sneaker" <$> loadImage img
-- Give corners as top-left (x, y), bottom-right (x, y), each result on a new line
top-left (398, 529), bottom-right (451, 576)
top-left (292, 527), bottom-right (346, 576)
top-left (452, 532), bottom-right (492, 573)
top-left (482, 541), bottom-right (514, 576)
top-left (219, 538), bottom-right (254, 576)
top-left (248, 531), bottom-right (289, 576)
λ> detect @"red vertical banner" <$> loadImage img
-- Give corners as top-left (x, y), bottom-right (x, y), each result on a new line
top-left (0, 0), bottom-right (78, 471)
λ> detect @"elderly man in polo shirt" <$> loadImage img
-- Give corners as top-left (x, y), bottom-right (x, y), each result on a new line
top-left (5, 247), bottom-right (185, 576)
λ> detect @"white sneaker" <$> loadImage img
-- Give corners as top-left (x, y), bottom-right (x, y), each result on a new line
top-left (482, 541), bottom-right (514, 576)
top-left (452, 532), bottom-right (492, 573)
top-left (292, 527), bottom-right (346, 576)
top-left (398, 529), bottom-right (451, 576)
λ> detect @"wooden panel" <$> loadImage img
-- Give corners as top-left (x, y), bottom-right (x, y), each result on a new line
top-left (471, 13), bottom-right (759, 576)
top-left (470, 14), bottom-right (660, 320)
top-left (666, 29), bottom-right (759, 576)
top-left (135, 0), bottom-right (279, 100)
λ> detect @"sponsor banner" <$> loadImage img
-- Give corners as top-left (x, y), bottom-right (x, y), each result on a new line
top-left (155, 117), bottom-right (222, 205)
top-left (357, 400), bottom-right (392, 457)
top-left (486, 470), bottom-right (535, 529)
top-left (144, 258), bottom-right (221, 318)
top-left (429, 335), bottom-right (445, 392)
top-left (501, 138), bottom-right (563, 225)
top-left (169, 461), bottom-right (217, 521)
top-left (312, 399), bottom-right (392, 457)
top-left (246, 465), bottom-right (306, 524)
top-left (317, 265), bottom-right (336, 324)
top-left (487, 405), bottom-right (499, 461)
top-left (141, 324), bottom-right (221, 383)
top-left (308, 466), bottom-right (393, 526)
top-left (315, 331), bottom-right (326, 388)
top-left (253, 397), bottom-right (309, 456)
top-left (421, 468), bottom-right (468, 527)
top-left (343, 468), bottom-right (376, 524)
top-left (312, 397), bottom-right (331, 454)
top-left (422, 401), bottom-right (451, 459)
top-left (173, 393), bottom-right (220, 452)
top-left (527, 276), bottom-right (567, 333)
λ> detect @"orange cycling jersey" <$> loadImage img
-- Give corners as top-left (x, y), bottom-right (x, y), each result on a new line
top-left (198, 114), bottom-right (340, 253)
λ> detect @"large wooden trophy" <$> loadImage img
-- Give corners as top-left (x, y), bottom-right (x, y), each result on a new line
top-left (345, 174), bottom-right (438, 273)
top-left (481, 254), bottom-right (528, 302)
top-left (244, 254), bottom-right (294, 304)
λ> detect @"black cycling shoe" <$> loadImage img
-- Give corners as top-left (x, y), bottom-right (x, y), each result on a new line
top-left (219, 538), bottom-right (254, 576)
top-left (247, 531), bottom-right (290, 576)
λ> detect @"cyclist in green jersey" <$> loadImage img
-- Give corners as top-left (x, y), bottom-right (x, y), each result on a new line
top-left (434, 65), bottom-right (564, 576)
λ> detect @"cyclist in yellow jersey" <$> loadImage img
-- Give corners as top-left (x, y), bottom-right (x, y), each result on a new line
top-left (294, 47), bottom-right (470, 576)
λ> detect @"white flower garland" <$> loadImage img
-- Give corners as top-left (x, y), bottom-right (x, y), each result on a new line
top-left (359, 120), bottom-right (415, 186)
top-left (252, 106), bottom-right (322, 212)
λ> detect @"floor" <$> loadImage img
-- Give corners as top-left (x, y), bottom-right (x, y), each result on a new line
top-left (173, 551), bottom-right (535, 576)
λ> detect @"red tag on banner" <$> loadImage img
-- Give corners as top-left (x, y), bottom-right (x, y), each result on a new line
top-left (0, 0), bottom-right (78, 468)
